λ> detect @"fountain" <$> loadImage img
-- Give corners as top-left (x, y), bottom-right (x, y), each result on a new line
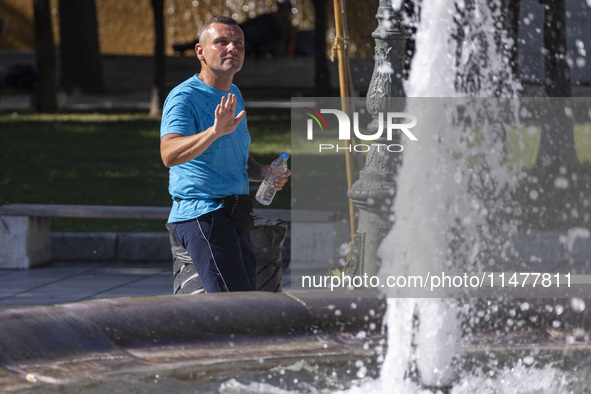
top-left (295, 0), bottom-right (590, 392)
top-left (371, 0), bottom-right (591, 391)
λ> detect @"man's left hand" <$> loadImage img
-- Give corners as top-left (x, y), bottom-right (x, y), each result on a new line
top-left (263, 166), bottom-right (291, 191)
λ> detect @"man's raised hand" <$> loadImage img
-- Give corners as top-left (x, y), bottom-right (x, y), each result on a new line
top-left (213, 94), bottom-right (246, 137)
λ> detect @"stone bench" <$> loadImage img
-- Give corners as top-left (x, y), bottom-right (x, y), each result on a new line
top-left (0, 204), bottom-right (345, 269)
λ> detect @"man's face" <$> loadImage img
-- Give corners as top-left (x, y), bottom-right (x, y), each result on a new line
top-left (196, 23), bottom-right (245, 76)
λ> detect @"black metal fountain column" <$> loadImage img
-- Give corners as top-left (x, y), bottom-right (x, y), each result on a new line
top-left (347, 0), bottom-right (409, 277)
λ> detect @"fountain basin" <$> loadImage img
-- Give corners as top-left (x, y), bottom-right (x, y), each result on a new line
top-left (0, 291), bottom-right (385, 392)
top-left (0, 292), bottom-right (589, 392)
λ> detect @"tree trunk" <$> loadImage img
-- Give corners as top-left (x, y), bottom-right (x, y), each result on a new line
top-left (59, 0), bottom-right (104, 94)
top-left (32, 0), bottom-right (57, 112)
top-left (150, 0), bottom-right (166, 117)
top-left (506, 0), bottom-right (520, 80)
top-left (314, 0), bottom-right (331, 96)
top-left (541, 0), bottom-right (571, 98)
top-left (533, 0), bottom-right (579, 174)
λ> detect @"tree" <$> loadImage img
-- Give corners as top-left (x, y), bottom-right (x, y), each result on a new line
top-left (506, 0), bottom-right (520, 80)
top-left (59, 0), bottom-right (104, 93)
top-left (314, 0), bottom-right (331, 96)
top-left (32, 0), bottom-right (57, 112)
top-left (533, 0), bottom-right (579, 174)
top-left (150, 0), bottom-right (166, 117)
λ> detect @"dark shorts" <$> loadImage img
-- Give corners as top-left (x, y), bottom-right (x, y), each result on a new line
top-left (172, 209), bottom-right (257, 293)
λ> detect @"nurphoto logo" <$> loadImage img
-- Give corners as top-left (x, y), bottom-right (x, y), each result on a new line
top-left (304, 108), bottom-right (418, 153)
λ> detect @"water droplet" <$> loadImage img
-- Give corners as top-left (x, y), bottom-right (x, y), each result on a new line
top-left (454, 168), bottom-right (462, 184)
top-left (571, 298), bottom-right (586, 312)
top-left (356, 366), bottom-right (368, 379)
top-left (377, 62), bottom-right (394, 74)
top-left (575, 39), bottom-right (586, 54)
top-left (554, 177), bottom-right (569, 190)
top-left (556, 305), bottom-right (565, 315)
top-left (340, 243), bottom-right (351, 256)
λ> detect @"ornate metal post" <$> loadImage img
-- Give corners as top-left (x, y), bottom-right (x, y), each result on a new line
top-left (346, 1), bottom-right (408, 276)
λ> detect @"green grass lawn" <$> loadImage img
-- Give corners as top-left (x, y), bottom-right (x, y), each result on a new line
top-left (0, 109), bottom-right (291, 231)
top-left (1, 108), bottom-right (590, 232)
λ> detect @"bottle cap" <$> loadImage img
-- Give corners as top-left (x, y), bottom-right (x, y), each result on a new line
top-left (280, 152), bottom-right (289, 160)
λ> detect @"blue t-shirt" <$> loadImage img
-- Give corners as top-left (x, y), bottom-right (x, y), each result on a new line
top-left (160, 75), bottom-right (251, 223)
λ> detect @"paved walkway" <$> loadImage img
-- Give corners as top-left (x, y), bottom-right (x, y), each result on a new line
top-left (0, 262), bottom-right (172, 308)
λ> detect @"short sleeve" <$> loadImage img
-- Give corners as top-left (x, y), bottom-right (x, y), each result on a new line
top-left (160, 91), bottom-right (199, 139)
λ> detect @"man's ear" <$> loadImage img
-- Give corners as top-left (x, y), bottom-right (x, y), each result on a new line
top-left (195, 43), bottom-right (204, 62)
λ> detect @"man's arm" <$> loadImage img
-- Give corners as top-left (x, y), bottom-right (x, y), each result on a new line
top-left (247, 154), bottom-right (269, 182)
top-left (160, 94), bottom-right (245, 167)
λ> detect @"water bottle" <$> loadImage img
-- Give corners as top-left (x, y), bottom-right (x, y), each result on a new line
top-left (256, 152), bottom-right (289, 206)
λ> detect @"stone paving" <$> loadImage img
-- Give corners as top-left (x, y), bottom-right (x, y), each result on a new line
top-left (0, 261), bottom-right (172, 307)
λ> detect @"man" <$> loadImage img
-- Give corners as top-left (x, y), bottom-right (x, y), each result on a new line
top-left (160, 17), bottom-right (290, 293)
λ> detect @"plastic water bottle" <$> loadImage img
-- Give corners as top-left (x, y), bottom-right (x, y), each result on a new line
top-left (256, 152), bottom-right (289, 206)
